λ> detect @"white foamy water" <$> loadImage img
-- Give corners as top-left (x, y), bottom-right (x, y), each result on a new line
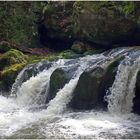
top-left (46, 77), bottom-right (79, 114)
top-left (106, 55), bottom-right (140, 114)
top-left (0, 48), bottom-right (140, 139)
top-left (0, 96), bottom-right (140, 139)
top-left (15, 60), bottom-right (66, 107)
top-left (16, 68), bottom-right (55, 107)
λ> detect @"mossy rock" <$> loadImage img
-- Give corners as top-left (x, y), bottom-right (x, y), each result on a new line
top-left (70, 67), bottom-right (105, 109)
top-left (47, 66), bottom-right (78, 103)
top-left (73, 2), bottom-right (137, 45)
top-left (0, 49), bottom-right (28, 91)
top-left (43, 2), bottom-right (75, 39)
top-left (0, 49), bottom-right (27, 69)
top-left (1, 63), bottom-right (26, 91)
top-left (47, 68), bottom-right (68, 102)
top-left (43, 1), bottom-right (140, 47)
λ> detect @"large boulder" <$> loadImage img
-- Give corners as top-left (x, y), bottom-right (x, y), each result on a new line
top-left (0, 49), bottom-right (28, 92)
top-left (46, 65), bottom-right (78, 103)
top-left (69, 57), bottom-right (123, 110)
top-left (73, 2), bottom-right (137, 45)
top-left (0, 49), bottom-right (27, 69)
top-left (42, 1), bottom-right (140, 47)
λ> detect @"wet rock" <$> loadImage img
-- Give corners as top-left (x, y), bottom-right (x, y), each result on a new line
top-left (47, 65), bottom-right (78, 103)
top-left (70, 67), bottom-right (105, 109)
top-left (70, 57), bottom-right (123, 110)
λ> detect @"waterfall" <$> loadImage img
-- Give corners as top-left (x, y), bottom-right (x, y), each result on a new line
top-left (15, 60), bottom-right (66, 107)
top-left (1, 47), bottom-right (140, 139)
top-left (45, 56), bottom-right (103, 114)
top-left (46, 76), bottom-right (80, 114)
top-left (16, 68), bottom-right (54, 107)
top-left (106, 54), bottom-right (140, 114)
top-left (11, 60), bottom-right (52, 96)
top-left (11, 47), bottom-right (131, 111)
top-left (44, 51), bottom-right (124, 115)
top-left (10, 65), bottom-right (30, 96)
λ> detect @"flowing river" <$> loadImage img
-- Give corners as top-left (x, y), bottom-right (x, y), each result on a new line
top-left (0, 47), bottom-right (140, 139)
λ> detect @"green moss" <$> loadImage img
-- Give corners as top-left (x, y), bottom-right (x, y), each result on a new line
top-left (2, 63), bottom-right (26, 77)
top-left (59, 50), bottom-right (82, 59)
top-left (0, 49), bottom-right (28, 68)
top-left (27, 53), bottom-right (59, 64)
top-left (0, 49), bottom-right (28, 90)
top-left (0, 63), bottom-right (26, 91)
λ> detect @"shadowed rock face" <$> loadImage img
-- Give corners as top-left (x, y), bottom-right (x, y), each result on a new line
top-left (70, 67), bottom-right (105, 109)
top-left (46, 65), bottom-right (78, 103)
top-left (69, 57), bottom-right (122, 110)
top-left (41, 1), bottom-right (140, 48)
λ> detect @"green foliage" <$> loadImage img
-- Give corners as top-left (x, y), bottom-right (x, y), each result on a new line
top-left (43, 3), bottom-right (54, 14)
top-left (0, 43), bottom-right (11, 52)
top-left (73, 2), bottom-right (83, 12)
top-left (122, 2), bottom-right (134, 16)
top-left (0, 2), bottom-right (44, 46)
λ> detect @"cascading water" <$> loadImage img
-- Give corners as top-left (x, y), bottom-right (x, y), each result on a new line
top-left (106, 53), bottom-right (140, 114)
top-left (16, 68), bottom-right (55, 107)
top-left (0, 47), bottom-right (140, 139)
top-left (14, 60), bottom-right (66, 107)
